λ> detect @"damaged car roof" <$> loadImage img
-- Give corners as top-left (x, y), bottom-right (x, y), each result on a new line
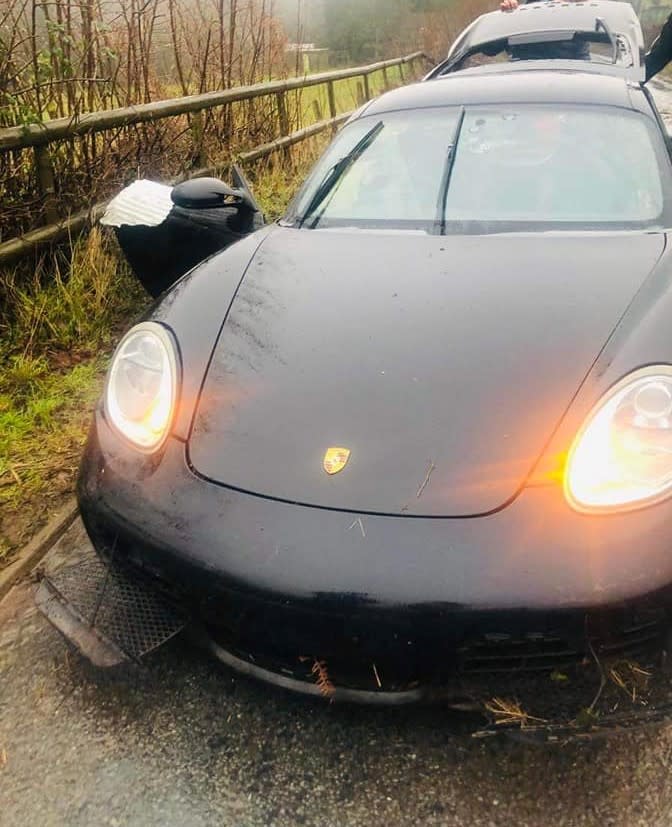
top-left (426, 0), bottom-right (645, 82)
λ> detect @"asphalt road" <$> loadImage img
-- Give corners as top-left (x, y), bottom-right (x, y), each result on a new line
top-left (4, 520), bottom-right (672, 827)
top-left (4, 81), bottom-right (672, 827)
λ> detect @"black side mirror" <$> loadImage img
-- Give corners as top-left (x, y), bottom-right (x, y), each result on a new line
top-left (171, 177), bottom-right (256, 212)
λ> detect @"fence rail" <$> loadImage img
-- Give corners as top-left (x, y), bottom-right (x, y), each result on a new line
top-left (0, 51), bottom-right (431, 265)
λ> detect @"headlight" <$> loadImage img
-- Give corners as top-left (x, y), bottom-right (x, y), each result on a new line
top-left (104, 322), bottom-right (178, 452)
top-left (565, 365), bottom-right (672, 512)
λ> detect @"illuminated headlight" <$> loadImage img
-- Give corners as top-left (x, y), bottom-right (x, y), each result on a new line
top-left (565, 366), bottom-right (672, 512)
top-left (104, 322), bottom-right (179, 452)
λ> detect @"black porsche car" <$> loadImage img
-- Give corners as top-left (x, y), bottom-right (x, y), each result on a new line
top-left (37, 2), bottom-right (672, 733)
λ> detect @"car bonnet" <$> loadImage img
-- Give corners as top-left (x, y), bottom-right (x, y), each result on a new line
top-left (187, 227), bottom-right (665, 516)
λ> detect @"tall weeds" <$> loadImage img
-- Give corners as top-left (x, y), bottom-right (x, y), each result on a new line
top-left (0, 226), bottom-right (144, 360)
top-left (0, 226), bottom-right (147, 562)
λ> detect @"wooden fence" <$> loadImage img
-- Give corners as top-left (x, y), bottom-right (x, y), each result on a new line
top-left (0, 52), bottom-right (431, 265)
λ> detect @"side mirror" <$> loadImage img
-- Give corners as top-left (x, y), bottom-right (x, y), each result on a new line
top-left (171, 176), bottom-right (256, 212)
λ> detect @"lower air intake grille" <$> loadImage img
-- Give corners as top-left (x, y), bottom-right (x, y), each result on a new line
top-left (45, 555), bottom-right (186, 661)
top-left (459, 612), bottom-right (667, 674)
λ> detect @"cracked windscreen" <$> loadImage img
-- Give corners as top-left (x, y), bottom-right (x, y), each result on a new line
top-left (287, 109), bottom-right (461, 230)
top-left (445, 106), bottom-right (666, 228)
top-left (287, 104), bottom-right (671, 233)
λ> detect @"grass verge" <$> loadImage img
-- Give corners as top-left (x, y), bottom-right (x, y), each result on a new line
top-left (0, 141), bottom-right (326, 570)
top-left (0, 226), bottom-right (147, 566)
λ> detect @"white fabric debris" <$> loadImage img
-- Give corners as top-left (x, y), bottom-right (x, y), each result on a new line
top-left (100, 179), bottom-right (173, 228)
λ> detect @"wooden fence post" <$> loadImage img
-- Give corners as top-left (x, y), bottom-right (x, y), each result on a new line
top-left (327, 80), bottom-right (337, 133)
top-left (398, 61), bottom-right (405, 82)
top-left (276, 91), bottom-right (290, 137)
top-left (276, 91), bottom-right (291, 161)
top-left (382, 65), bottom-right (389, 91)
top-left (363, 72), bottom-right (371, 101)
top-left (190, 111), bottom-right (207, 168)
top-left (33, 145), bottom-right (59, 224)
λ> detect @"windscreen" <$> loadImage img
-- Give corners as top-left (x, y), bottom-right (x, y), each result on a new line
top-left (286, 105), bottom-right (671, 233)
top-left (289, 109), bottom-right (462, 228)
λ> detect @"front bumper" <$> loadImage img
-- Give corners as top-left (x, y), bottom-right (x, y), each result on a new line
top-left (36, 545), bottom-right (672, 741)
top-left (62, 410), bottom-right (672, 733)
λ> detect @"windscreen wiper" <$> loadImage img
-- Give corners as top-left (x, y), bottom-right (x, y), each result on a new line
top-left (299, 120), bottom-right (385, 228)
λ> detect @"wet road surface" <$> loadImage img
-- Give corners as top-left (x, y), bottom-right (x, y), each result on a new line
top-left (4, 530), bottom-right (672, 827)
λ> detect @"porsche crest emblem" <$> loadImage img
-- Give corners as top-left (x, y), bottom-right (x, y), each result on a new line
top-left (323, 447), bottom-right (351, 475)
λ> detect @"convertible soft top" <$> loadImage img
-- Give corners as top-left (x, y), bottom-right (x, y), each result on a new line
top-left (426, 0), bottom-right (645, 81)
